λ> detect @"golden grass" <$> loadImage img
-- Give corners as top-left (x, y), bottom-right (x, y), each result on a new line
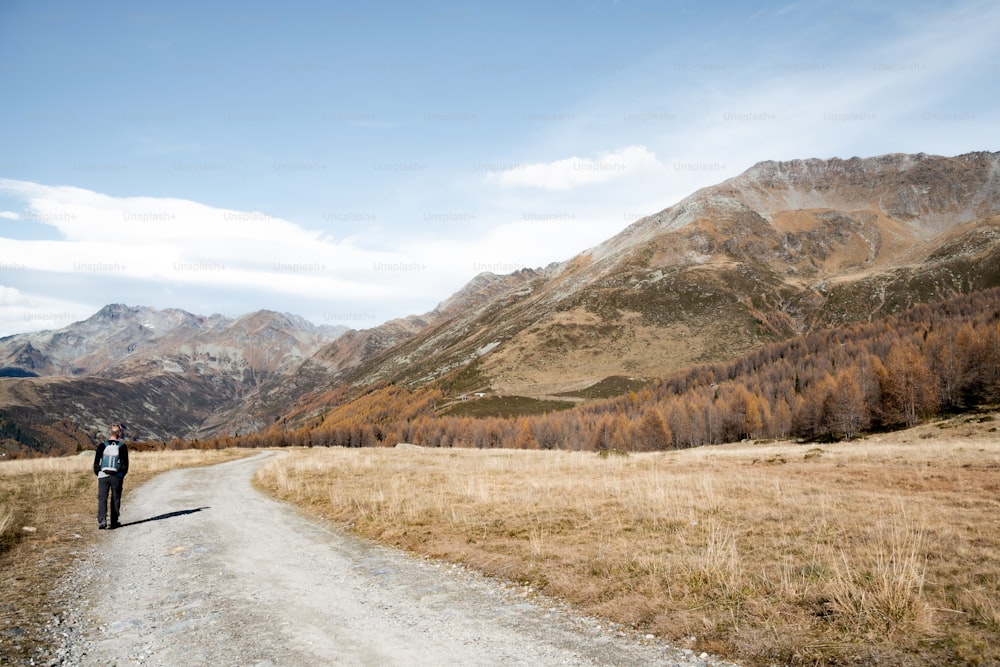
top-left (0, 448), bottom-right (253, 663)
top-left (255, 418), bottom-right (1000, 666)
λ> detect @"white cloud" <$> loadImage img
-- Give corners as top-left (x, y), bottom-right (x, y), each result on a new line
top-left (0, 178), bottom-right (627, 336)
top-left (0, 211), bottom-right (20, 220)
top-left (0, 179), bottom-right (452, 333)
top-left (0, 285), bottom-right (95, 336)
top-left (0, 179), bottom-right (322, 247)
top-left (0, 171), bottom-right (657, 336)
top-left (486, 145), bottom-right (665, 191)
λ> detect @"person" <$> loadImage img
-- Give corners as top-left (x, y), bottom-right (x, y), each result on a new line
top-left (93, 422), bottom-right (129, 529)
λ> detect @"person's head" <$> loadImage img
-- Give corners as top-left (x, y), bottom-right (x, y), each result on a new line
top-left (110, 423), bottom-right (123, 439)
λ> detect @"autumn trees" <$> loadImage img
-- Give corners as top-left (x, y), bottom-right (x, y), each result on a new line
top-left (200, 287), bottom-right (1000, 453)
top-left (824, 368), bottom-right (870, 440)
top-left (879, 342), bottom-right (939, 427)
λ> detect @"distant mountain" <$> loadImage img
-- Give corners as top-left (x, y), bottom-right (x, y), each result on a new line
top-left (293, 269), bottom-right (540, 387)
top-left (1, 304), bottom-right (229, 376)
top-left (284, 151), bottom-right (1000, 424)
top-left (0, 306), bottom-right (345, 454)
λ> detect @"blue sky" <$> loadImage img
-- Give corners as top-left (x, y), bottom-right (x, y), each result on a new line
top-left (1, 0), bottom-right (998, 336)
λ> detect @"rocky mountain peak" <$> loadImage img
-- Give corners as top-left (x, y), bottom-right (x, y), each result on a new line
top-left (92, 303), bottom-right (132, 321)
top-left (728, 151), bottom-right (1000, 222)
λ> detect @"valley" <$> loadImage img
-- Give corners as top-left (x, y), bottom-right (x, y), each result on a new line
top-left (1, 151), bottom-right (999, 455)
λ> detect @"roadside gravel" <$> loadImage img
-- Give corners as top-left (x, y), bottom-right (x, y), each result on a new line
top-left (45, 451), bottom-right (738, 666)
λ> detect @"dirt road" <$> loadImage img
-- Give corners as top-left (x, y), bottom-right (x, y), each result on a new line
top-left (55, 452), bottom-right (734, 666)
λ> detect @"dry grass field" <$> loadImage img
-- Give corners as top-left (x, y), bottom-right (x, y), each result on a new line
top-left (255, 414), bottom-right (1000, 666)
top-left (0, 448), bottom-right (253, 663)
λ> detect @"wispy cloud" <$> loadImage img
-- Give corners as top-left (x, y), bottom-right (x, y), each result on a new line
top-left (486, 145), bottom-right (665, 191)
top-left (0, 178), bottom-right (623, 336)
top-left (0, 285), bottom-right (95, 333)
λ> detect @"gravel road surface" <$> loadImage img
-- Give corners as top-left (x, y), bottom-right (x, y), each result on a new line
top-left (51, 452), bottom-right (737, 666)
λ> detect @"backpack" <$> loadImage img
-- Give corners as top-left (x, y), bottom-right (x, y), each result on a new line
top-left (100, 440), bottom-right (122, 473)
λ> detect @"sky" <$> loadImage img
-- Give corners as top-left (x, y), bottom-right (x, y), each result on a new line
top-left (1, 0), bottom-right (998, 336)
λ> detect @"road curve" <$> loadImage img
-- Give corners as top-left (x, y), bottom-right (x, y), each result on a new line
top-left (57, 451), bottom-right (735, 666)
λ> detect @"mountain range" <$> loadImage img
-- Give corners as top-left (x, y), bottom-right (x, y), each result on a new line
top-left (0, 306), bottom-right (344, 454)
top-left (2, 150), bottom-right (999, 455)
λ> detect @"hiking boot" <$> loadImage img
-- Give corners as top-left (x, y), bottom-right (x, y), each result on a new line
top-left (98, 523), bottom-right (107, 530)
top-left (110, 522), bottom-right (121, 529)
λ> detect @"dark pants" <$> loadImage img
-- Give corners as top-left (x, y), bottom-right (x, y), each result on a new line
top-left (97, 475), bottom-right (124, 526)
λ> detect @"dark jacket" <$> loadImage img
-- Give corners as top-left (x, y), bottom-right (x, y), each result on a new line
top-left (93, 439), bottom-right (129, 477)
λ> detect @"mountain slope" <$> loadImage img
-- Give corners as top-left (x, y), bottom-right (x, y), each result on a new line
top-left (285, 269), bottom-right (545, 399)
top-left (295, 151), bottom-right (1000, 416)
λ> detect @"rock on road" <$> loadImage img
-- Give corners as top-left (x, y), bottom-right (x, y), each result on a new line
top-left (54, 452), bottom-right (736, 666)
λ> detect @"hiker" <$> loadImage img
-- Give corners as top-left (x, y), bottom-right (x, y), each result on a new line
top-left (93, 423), bottom-right (129, 529)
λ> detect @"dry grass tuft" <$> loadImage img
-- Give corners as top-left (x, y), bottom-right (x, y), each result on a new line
top-left (827, 511), bottom-right (930, 639)
top-left (255, 417), bottom-right (1000, 666)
